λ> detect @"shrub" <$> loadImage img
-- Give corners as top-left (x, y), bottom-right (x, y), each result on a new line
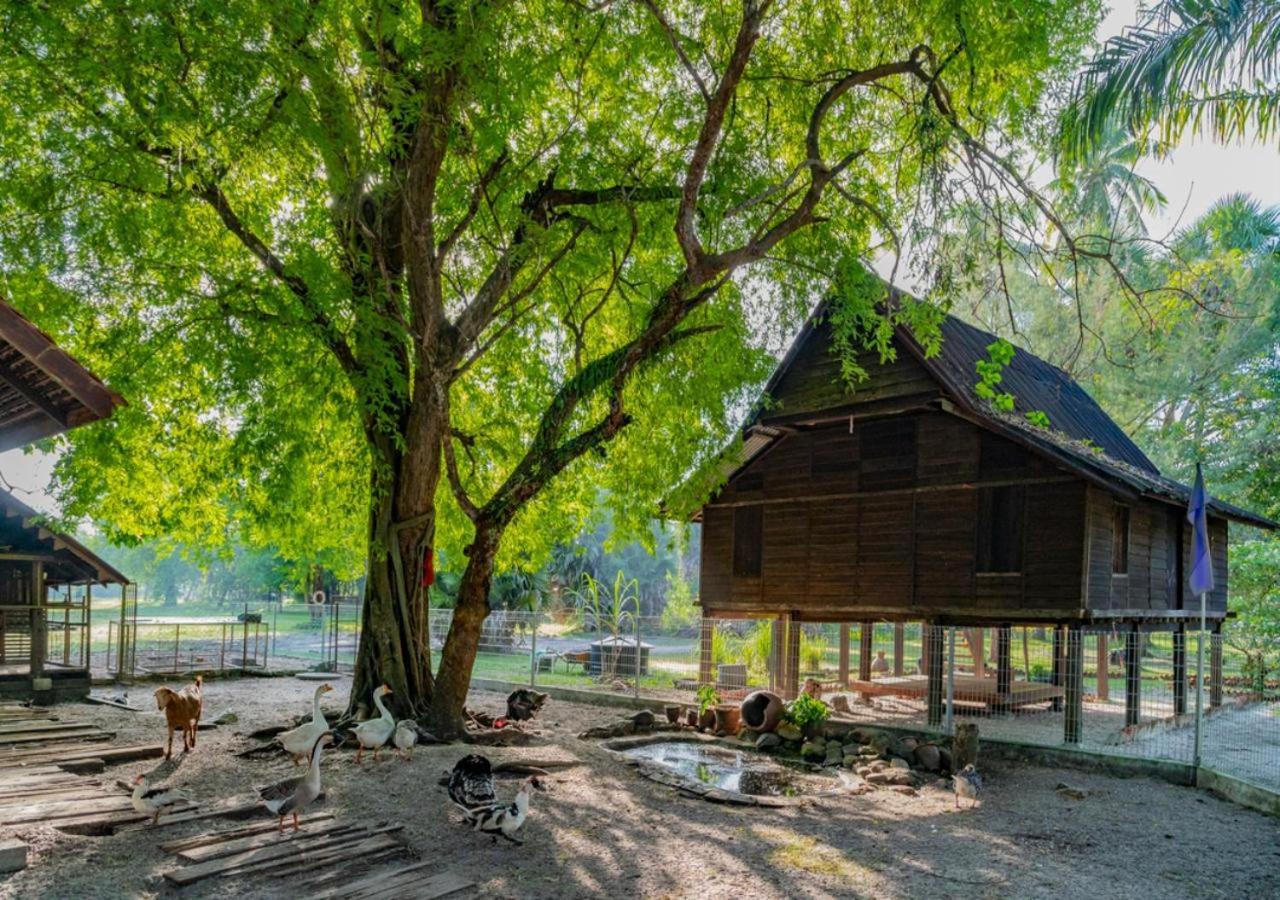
top-left (696, 683), bottom-right (722, 715)
top-left (785, 692), bottom-right (829, 731)
top-left (659, 570), bottom-right (699, 634)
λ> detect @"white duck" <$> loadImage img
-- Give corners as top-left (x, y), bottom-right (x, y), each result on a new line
top-left (257, 730), bottom-right (332, 832)
top-left (463, 776), bottom-right (544, 845)
top-left (131, 774), bottom-right (189, 825)
top-left (394, 719), bottom-right (419, 761)
top-left (352, 684), bottom-right (395, 763)
top-left (278, 682), bottom-right (334, 764)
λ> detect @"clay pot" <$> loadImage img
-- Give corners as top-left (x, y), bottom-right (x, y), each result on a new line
top-left (684, 708), bottom-right (699, 727)
top-left (713, 704), bottom-right (741, 735)
top-left (698, 708), bottom-right (717, 731)
top-left (664, 705), bottom-right (682, 724)
top-left (739, 690), bottom-right (786, 733)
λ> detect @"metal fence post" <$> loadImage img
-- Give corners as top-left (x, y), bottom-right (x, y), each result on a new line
top-left (634, 612), bottom-right (642, 700)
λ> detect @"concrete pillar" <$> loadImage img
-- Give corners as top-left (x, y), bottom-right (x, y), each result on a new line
top-left (924, 625), bottom-right (944, 727)
top-left (1096, 633), bottom-right (1109, 701)
top-left (1172, 626), bottom-right (1187, 717)
top-left (1064, 626), bottom-right (1083, 744)
top-left (858, 622), bottom-right (873, 682)
top-left (893, 623), bottom-right (905, 676)
top-left (1124, 627), bottom-right (1141, 728)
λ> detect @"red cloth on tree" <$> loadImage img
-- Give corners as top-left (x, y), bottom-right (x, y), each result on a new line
top-left (421, 548), bottom-right (435, 586)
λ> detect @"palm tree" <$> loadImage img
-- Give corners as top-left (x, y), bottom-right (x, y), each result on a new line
top-left (1052, 127), bottom-right (1168, 235)
top-left (1060, 0), bottom-right (1280, 163)
top-left (1174, 192), bottom-right (1280, 257)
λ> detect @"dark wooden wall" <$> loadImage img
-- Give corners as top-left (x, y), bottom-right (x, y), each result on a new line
top-left (1082, 487), bottom-right (1228, 614)
top-left (699, 410), bottom-right (1090, 622)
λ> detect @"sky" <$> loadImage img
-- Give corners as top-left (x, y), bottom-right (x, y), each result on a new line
top-left (1, 0), bottom-right (1277, 520)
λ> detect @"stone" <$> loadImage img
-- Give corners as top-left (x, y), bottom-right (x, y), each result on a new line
top-left (913, 744), bottom-right (942, 772)
top-left (0, 839), bottom-right (26, 874)
top-left (824, 745), bottom-right (844, 766)
top-left (887, 770), bottom-right (916, 786)
top-left (776, 722), bottom-right (803, 742)
top-left (889, 785), bottom-right (918, 796)
top-left (842, 742), bottom-right (860, 756)
top-left (952, 722), bottom-right (979, 770)
top-left (868, 760), bottom-right (887, 773)
top-left (858, 745), bottom-right (880, 758)
top-left (865, 771), bottom-right (892, 784)
top-left (212, 710), bottom-right (238, 725)
top-left (830, 694), bottom-right (853, 714)
top-left (755, 732), bottom-right (782, 751)
top-left (937, 747), bottom-right (953, 773)
top-left (842, 754), bottom-right (858, 768)
top-left (856, 765), bottom-right (873, 777)
top-left (1056, 783), bottom-right (1088, 800)
top-left (800, 740), bottom-right (826, 761)
top-left (888, 757), bottom-right (911, 771)
top-left (739, 728), bottom-right (759, 744)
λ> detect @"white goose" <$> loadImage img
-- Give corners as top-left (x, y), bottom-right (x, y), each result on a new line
top-left (352, 684), bottom-right (395, 763)
top-left (394, 720), bottom-right (419, 761)
top-left (257, 730), bottom-right (332, 832)
top-left (279, 682), bottom-right (334, 764)
top-left (131, 774), bottom-right (189, 825)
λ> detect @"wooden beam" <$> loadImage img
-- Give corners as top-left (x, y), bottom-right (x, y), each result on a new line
top-left (857, 622), bottom-right (873, 682)
top-left (995, 624), bottom-right (1012, 711)
top-left (892, 623), bottom-right (904, 676)
top-left (783, 613), bottom-right (800, 700)
top-left (1209, 624), bottom-right (1223, 709)
top-left (924, 625), bottom-right (943, 727)
top-left (697, 617), bottom-right (713, 685)
top-left (1096, 633), bottom-right (1109, 701)
top-left (0, 359), bottom-right (68, 429)
top-left (837, 624), bottom-right (850, 687)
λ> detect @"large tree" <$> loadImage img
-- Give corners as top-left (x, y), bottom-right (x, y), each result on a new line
top-left (0, 0), bottom-right (1100, 735)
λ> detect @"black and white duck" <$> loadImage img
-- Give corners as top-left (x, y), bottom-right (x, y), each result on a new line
top-left (462, 776), bottom-right (545, 845)
top-left (131, 775), bottom-right (189, 825)
top-left (447, 754), bottom-right (496, 810)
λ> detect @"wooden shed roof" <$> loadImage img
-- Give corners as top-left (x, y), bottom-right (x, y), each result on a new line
top-left (0, 490), bottom-right (128, 585)
top-left (0, 297), bottom-right (125, 452)
top-left (724, 297), bottom-right (1277, 530)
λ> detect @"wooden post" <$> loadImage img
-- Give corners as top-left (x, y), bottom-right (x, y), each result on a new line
top-left (995, 624), bottom-right (1012, 711)
top-left (1064, 626), bottom-right (1083, 744)
top-left (1050, 626), bottom-right (1065, 711)
top-left (1172, 626), bottom-right (1187, 717)
top-left (858, 622), bottom-right (873, 682)
top-left (784, 615), bottom-right (801, 700)
top-left (837, 624), bottom-right (850, 687)
top-left (698, 617), bottom-right (714, 685)
top-left (892, 623), bottom-right (905, 676)
top-left (1209, 624), bottom-right (1223, 709)
top-left (1096, 633), bottom-right (1109, 701)
top-left (769, 617), bottom-right (782, 692)
top-left (968, 628), bottom-right (986, 678)
top-left (29, 561), bottom-right (44, 679)
top-left (1124, 627), bottom-right (1141, 727)
top-left (924, 625), bottom-right (944, 727)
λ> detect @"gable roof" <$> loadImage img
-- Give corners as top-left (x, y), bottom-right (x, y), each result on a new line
top-left (728, 297), bottom-right (1276, 530)
top-left (0, 489), bottom-right (128, 585)
top-left (0, 297), bottom-right (125, 452)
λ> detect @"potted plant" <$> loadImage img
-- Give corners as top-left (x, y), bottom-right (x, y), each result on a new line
top-left (684, 707), bottom-right (699, 727)
top-left (696, 684), bottom-right (721, 731)
top-left (664, 704), bottom-right (682, 724)
top-left (713, 703), bottom-right (741, 735)
top-left (784, 692), bottom-right (830, 740)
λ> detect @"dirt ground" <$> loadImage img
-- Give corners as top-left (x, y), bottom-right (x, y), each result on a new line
top-left (1, 676), bottom-right (1277, 900)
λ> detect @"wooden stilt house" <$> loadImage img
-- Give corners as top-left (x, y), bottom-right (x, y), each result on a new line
top-left (694, 300), bottom-right (1276, 742)
top-left (0, 297), bottom-right (128, 701)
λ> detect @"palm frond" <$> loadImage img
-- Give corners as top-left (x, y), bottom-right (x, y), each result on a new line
top-left (1060, 0), bottom-right (1280, 162)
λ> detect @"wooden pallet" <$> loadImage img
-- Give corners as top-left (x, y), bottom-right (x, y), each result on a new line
top-left (0, 741), bottom-right (162, 771)
top-left (0, 769), bottom-right (196, 829)
top-left (162, 820), bottom-right (410, 887)
top-left (312, 860), bottom-right (475, 900)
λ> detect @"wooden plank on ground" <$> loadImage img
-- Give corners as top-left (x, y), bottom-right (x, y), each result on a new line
top-left (232, 832), bottom-right (403, 881)
top-left (165, 828), bottom-right (378, 886)
top-left (315, 860), bottom-right (474, 900)
top-left (0, 728), bottom-right (110, 746)
top-left (0, 795), bottom-right (159, 826)
top-left (112, 801), bottom-right (258, 833)
top-left (0, 742), bottom-right (162, 769)
top-left (0, 720), bottom-right (97, 735)
top-left (178, 820), bottom-right (355, 863)
top-left (84, 696), bottom-right (141, 711)
top-left (160, 813), bottom-right (335, 854)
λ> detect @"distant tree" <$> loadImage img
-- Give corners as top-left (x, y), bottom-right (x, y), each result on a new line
top-left (1225, 539), bottom-right (1280, 695)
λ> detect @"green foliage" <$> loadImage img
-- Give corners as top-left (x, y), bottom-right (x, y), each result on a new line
top-left (0, 0), bottom-right (1105, 587)
top-left (975, 339), bottom-right (1016, 412)
top-left (696, 683), bottom-right (722, 716)
top-left (658, 570), bottom-right (698, 634)
top-left (799, 630), bottom-right (828, 673)
top-left (572, 571), bottom-right (637, 640)
top-left (784, 692), bottom-right (830, 731)
top-left (742, 621), bottom-right (774, 683)
top-left (1225, 539), bottom-right (1280, 695)
top-left (1025, 410), bottom-right (1052, 429)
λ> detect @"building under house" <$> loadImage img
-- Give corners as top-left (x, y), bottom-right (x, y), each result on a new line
top-left (0, 297), bottom-right (128, 701)
top-left (693, 299), bottom-right (1277, 743)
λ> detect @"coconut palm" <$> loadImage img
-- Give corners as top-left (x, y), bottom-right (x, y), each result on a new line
top-left (1052, 127), bottom-right (1168, 235)
top-left (1174, 192), bottom-right (1280, 257)
top-left (1060, 0), bottom-right (1280, 163)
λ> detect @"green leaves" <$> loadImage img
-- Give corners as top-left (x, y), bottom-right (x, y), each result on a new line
top-left (975, 338), bottom-right (1016, 412)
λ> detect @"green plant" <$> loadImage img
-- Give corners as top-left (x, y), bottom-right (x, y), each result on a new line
top-left (1029, 662), bottom-right (1051, 680)
top-left (572, 571), bottom-right (638, 677)
top-left (741, 621), bottom-right (773, 682)
top-left (799, 630), bottom-right (828, 673)
top-left (784, 693), bottom-right (829, 731)
top-left (710, 626), bottom-right (741, 666)
top-left (696, 683), bottom-right (722, 716)
top-left (975, 339), bottom-right (1016, 412)
top-left (659, 570), bottom-right (698, 633)
top-left (1026, 409), bottom-right (1051, 429)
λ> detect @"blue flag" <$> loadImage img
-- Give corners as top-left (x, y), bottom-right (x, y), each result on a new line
top-left (1187, 463), bottom-right (1214, 597)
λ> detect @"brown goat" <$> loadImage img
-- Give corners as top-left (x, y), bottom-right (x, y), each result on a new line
top-left (154, 675), bottom-right (203, 759)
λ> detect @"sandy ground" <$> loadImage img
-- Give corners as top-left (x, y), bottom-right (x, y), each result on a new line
top-left (1, 676), bottom-right (1278, 900)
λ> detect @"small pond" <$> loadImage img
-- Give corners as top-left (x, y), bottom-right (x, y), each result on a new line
top-left (622, 740), bottom-right (820, 797)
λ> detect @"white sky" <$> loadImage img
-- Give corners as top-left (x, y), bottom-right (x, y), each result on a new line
top-left (2, 0), bottom-right (1277, 519)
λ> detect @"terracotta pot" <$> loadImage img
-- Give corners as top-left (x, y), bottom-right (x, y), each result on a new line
top-left (664, 705), bottom-right (682, 724)
top-left (739, 690), bottom-right (786, 732)
top-left (713, 704), bottom-right (741, 734)
top-left (684, 708), bottom-right (699, 727)
top-left (698, 708), bottom-right (717, 731)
